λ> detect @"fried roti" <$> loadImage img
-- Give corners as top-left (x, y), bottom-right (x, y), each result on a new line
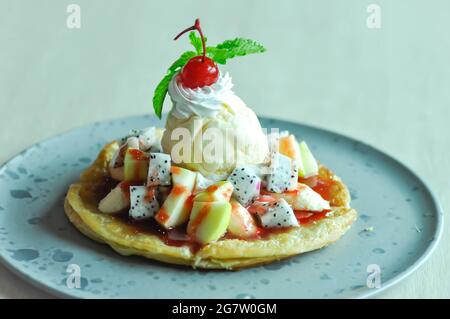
top-left (64, 142), bottom-right (357, 270)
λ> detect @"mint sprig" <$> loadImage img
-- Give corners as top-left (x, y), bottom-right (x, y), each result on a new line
top-left (209, 38), bottom-right (266, 64)
top-left (152, 32), bottom-right (266, 118)
top-left (189, 31), bottom-right (207, 55)
top-left (153, 51), bottom-right (196, 119)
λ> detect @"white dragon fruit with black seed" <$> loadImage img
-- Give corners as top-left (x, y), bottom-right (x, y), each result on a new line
top-left (138, 127), bottom-right (163, 152)
top-left (126, 136), bottom-right (140, 149)
top-left (266, 152), bottom-right (298, 193)
top-left (147, 153), bottom-right (171, 186)
top-left (258, 198), bottom-right (299, 228)
top-left (120, 127), bottom-right (163, 152)
top-left (110, 143), bottom-right (127, 168)
top-left (227, 166), bottom-right (261, 206)
top-left (267, 183), bottom-right (330, 211)
top-left (137, 127), bottom-right (155, 151)
top-left (129, 186), bottom-right (160, 220)
top-left (120, 129), bottom-right (140, 145)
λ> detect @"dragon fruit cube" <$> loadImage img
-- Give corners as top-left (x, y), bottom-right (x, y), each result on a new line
top-left (147, 153), bottom-right (171, 186)
top-left (129, 186), bottom-right (160, 220)
top-left (258, 198), bottom-right (299, 228)
top-left (228, 166), bottom-right (261, 207)
top-left (266, 152), bottom-right (298, 193)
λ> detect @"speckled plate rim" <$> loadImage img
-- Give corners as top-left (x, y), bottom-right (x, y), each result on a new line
top-left (0, 114), bottom-right (444, 299)
top-left (266, 117), bottom-right (445, 299)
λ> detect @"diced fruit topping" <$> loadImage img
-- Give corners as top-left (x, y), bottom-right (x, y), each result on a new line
top-left (110, 143), bottom-right (127, 169)
top-left (187, 201), bottom-right (232, 244)
top-left (147, 153), bottom-right (171, 186)
top-left (120, 129), bottom-right (140, 145)
top-left (264, 183), bottom-right (330, 211)
top-left (266, 152), bottom-right (298, 193)
top-left (126, 136), bottom-right (140, 149)
top-left (170, 166), bottom-right (197, 189)
top-left (109, 127), bottom-right (165, 181)
top-left (298, 141), bottom-right (319, 178)
top-left (279, 134), bottom-right (305, 175)
top-left (247, 195), bottom-right (276, 215)
top-left (279, 134), bottom-right (299, 159)
top-left (121, 128), bottom-right (164, 151)
top-left (227, 166), bottom-right (261, 206)
top-left (99, 126), bottom-right (327, 244)
top-left (124, 149), bottom-right (149, 182)
top-left (227, 199), bottom-right (258, 238)
top-left (157, 186), bottom-right (171, 204)
top-left (98, 182), bottom-right (130, 213)
top-left (257, 198), bottom-right (299, 228)
top-left (138, 127), bottom-right (164, 152)
top-left (129, 186), bottom-right (160, 220)
top-left (155, 166), bottom-right (197, 229)
top-left (193, 172), bottom-right (215, 194)
top-left (155, 185), bottom-right (193, 229)
top-left (109, 143), bottom-right (127, 181)
top-left (193, 181), bottom-right (233, 202)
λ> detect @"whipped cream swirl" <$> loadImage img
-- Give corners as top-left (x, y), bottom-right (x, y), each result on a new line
top-left (168, 72), bottom-right (234, 119)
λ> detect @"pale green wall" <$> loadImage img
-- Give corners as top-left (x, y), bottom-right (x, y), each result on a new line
top-left (1, 0), bottom-right (448, 156)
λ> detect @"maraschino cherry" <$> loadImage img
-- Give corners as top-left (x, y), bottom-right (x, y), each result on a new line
top-left (174, 19), bottom-right (219, 89)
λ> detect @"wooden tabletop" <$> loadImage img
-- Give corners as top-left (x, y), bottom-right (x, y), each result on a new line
top-left (0, 1), bottom-right (448, 298)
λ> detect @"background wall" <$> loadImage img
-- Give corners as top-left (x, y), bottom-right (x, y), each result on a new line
top-left (0, 0), bottom-right (449, 298)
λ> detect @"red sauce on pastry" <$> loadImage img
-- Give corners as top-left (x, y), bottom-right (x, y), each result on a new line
top-left (299, 176), bottom-right (336, 201)
top-left (296, 210), bottom-right (329, 225)
top-left (104, 174), bottom-right (333, 250)
top-left (119, 181), bottom-right (133, 198)
top-left (113, 213), bottom-right (201, 253)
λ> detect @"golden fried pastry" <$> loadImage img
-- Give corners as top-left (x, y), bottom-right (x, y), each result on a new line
top-left (65, 142), bottom-right (357, 270)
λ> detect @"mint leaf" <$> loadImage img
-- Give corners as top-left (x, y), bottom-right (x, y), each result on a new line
top-left (168, 50), bottom-right (196, 73)
top-left (152, 73), bottom-right (172, 119)
top-left (189, 31), bottom-right (203, 55)
top-left (153, 50), bottom-right (196, 118)
top-left (206, 47), bottom-right (229, 64)
top-left (209, 38), bottom-right (266, 64)
top-left (216, 38), bottom-right (266, 55)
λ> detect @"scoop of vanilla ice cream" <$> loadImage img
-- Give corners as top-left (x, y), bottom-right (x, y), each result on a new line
top-left (162, 73), bottom-right (269, 178)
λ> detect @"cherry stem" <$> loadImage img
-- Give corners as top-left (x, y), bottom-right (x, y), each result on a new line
top-left (174, 18), bottom-right (207, 61)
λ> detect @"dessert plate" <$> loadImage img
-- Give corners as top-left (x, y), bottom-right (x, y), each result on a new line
top-left (0, 115), bottom-right (443, 298)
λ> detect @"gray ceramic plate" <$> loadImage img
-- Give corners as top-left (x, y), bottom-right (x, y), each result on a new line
top-left (0, 115), bottom-right (443, 299)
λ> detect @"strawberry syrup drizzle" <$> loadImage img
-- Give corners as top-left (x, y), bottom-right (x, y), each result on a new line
top-left (99, 173), bottom-right (334, 249)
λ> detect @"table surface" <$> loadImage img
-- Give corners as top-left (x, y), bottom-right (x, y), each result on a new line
top-left (0, 0), bottom-right (449, 298)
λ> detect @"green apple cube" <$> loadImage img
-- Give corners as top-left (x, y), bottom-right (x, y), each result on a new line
top-left (193, 181), bottom-right (233, 202)
top-left (227, 199), bottom-right (258, 238)
top-left (124, 149), bottom-right (149, 182)
top-left (187, 201), bottom-right (232, 244)
top-left (98, 182), bottom-right (130, 213)
top-left (299, 141), bottom-right (319, 178)
top-left (155, 167), bottom-right (197, 229)
top-left (171, 166), bottom-right (196, 191)
top-left (155, 185), bottom-right (192, 229)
